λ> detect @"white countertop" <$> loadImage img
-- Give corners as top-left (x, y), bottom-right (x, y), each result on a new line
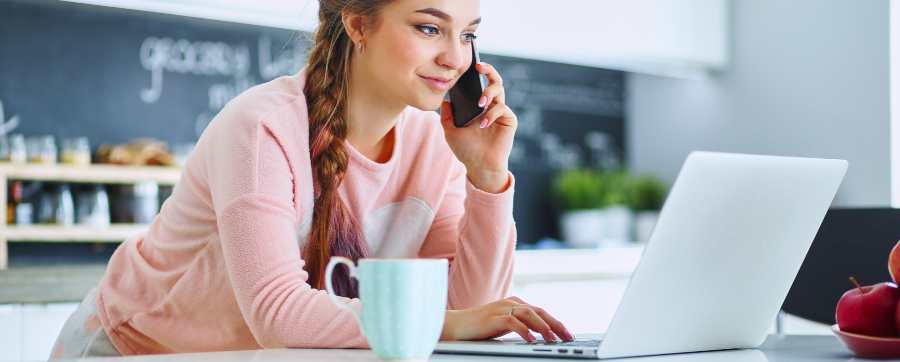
top-left (49, 335), bottom-right (857, 362)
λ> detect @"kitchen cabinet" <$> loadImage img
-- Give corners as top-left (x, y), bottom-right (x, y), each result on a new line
top-left (0, 302), bottom-right (78, 362)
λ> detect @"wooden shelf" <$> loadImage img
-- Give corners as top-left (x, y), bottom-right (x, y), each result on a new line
top-left (0, 164), bottom-right (182, 268)
top-left (0, 163), bottom-right (182, 185)
top-left (4, 224), bottom-right (148, 242)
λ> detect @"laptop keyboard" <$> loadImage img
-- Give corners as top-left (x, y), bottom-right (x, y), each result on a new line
top-left (515, 340), bottom-right (601, 347)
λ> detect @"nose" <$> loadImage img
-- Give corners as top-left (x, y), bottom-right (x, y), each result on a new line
top-left (436, 38), bottom-right (469, 72)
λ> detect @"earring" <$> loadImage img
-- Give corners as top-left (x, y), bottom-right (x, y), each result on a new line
top-left (356, 41), bottom-right (365, 54)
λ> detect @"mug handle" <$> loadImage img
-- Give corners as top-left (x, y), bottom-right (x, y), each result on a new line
top-left (325, 257), bottom-right (363, 327)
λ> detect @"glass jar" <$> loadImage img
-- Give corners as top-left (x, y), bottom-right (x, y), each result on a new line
top-left (76, 185), bottom-right (110, 227)
top-left (8, 134), bottom-right (26, 164)
top-left (54, 183), bottom-right (74, 226)
top-left (61, 137), bottom-right (91, 166)
top-left (27, 135), bottom-right (57, 164)
top-left (133, 181), bottom-right (159, 224)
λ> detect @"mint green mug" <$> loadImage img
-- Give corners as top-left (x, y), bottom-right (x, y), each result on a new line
top-left (325, 257), bottom-right (448, 360)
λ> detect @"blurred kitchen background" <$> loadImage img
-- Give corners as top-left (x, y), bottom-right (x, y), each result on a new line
top-left (1, 0), bottom-right (897, 360)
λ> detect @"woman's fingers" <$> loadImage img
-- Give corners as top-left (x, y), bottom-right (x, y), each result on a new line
top-left (479, 82), bottom-right (505, 108)
top-left (508, 296), bottom-right (527, 304)
top-left (476, 62), bottom-right (506, 107)
top-left (480, 103), bottom-right (515, 128)
top-left (530, 306), bottom-right (574, 342)
top-left (507, 297), bottom-right (574, 342)
top-left (499, 314), bottom-right (535, 343)
top-left (512, 306), bottom-right (558, 342)
top-left (477, 62), bottom-right (503, 85)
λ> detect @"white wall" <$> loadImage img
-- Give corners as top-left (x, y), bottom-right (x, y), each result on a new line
top-left (627, 0), bottom-right (890, 207)
top-left (891, 1), bottom-right (900, 207)
top-left (475, 0), bottom-right (728, 77)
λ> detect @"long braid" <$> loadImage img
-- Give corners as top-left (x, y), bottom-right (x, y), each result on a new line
top-left (302, 0), bottom-right (388, 298)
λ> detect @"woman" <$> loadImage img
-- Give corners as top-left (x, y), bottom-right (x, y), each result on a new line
top-left (50, 0), bottom-right (572, 358)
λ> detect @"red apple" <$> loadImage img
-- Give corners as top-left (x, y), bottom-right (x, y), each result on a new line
top-left (836, 277), bottom-right (900, 337)
top-left (895, 296), bottom-right (900, 336)
top-left (890, 241), bottom-right (900, 284)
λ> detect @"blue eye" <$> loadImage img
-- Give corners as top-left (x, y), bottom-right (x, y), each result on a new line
top-left (416, 25), bottom-right (439, 36)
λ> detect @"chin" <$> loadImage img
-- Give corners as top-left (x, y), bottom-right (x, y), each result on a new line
top-left (408, 95), bottom-right (445, 112)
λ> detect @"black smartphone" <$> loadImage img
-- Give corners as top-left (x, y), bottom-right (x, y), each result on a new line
top-left (448, 40), bottom-right (486, 128)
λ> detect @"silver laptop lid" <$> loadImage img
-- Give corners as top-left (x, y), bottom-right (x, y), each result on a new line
top-left (596, 152), bottom-right (847, 358)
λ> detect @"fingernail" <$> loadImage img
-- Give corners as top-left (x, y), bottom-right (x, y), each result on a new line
top-left (479, 118), bottom-right (488, 128)
top-left (478, 96), bottom-right (486, 107)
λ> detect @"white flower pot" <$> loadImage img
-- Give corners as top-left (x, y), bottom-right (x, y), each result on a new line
top-left (559, 209), bottom-right (605, 248)
top-left (634, 211), bottom-right (660, 243)
top-left (600, 205), bottom-right (633, 245)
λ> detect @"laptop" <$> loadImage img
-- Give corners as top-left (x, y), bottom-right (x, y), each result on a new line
top-left (435, 151), bottom-right (848, 359)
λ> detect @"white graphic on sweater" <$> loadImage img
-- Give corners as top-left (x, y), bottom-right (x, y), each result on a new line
top-left (297, 197), bottom-right (435, 258)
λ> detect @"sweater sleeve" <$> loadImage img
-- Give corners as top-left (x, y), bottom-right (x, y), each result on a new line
top-left (417, 159), bottom-right (518, 310)
top-left (210, 121), bottom-right (369, 349)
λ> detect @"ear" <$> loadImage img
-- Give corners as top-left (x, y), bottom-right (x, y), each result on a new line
top-left (340, 10), bottom-right (368, 45)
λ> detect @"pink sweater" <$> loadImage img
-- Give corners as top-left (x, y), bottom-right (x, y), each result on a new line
top-left (94, 69), bottom-right (517, 355)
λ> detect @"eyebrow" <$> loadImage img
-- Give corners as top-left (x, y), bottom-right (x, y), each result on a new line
top-left (414, 8), bottom-right (481, 26)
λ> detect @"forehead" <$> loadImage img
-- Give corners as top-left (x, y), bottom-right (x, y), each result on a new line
top-left (383, 0), bottom-right (481, 25)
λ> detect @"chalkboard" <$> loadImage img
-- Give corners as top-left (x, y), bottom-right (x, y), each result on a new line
top-left (0, 0), bottom-right (625, 245)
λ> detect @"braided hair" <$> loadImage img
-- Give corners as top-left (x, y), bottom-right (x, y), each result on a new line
top-left (302, 0), bottom-right (390, 298)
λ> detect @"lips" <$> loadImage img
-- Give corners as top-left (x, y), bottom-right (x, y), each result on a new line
top-left (419, 75), bottom-right (452, 91)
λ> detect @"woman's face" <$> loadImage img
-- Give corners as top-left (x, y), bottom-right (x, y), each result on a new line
top-left (357, 0), bottom-right (481, 111)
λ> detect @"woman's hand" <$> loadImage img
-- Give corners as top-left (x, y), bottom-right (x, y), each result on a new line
top-left (440, 62), bottom-right (517, 193)
top-left (440, 296), bottom-right (574, 343)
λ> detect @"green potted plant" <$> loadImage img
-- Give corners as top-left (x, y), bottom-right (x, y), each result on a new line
top-left (553, 169), bottom-right (637, 247)
top-left (553, 169), bottom-right (607, 248)
top-left (628, 174), bottom-right (667, 243)
top-left (598, 170), bottom-right (634, 245)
